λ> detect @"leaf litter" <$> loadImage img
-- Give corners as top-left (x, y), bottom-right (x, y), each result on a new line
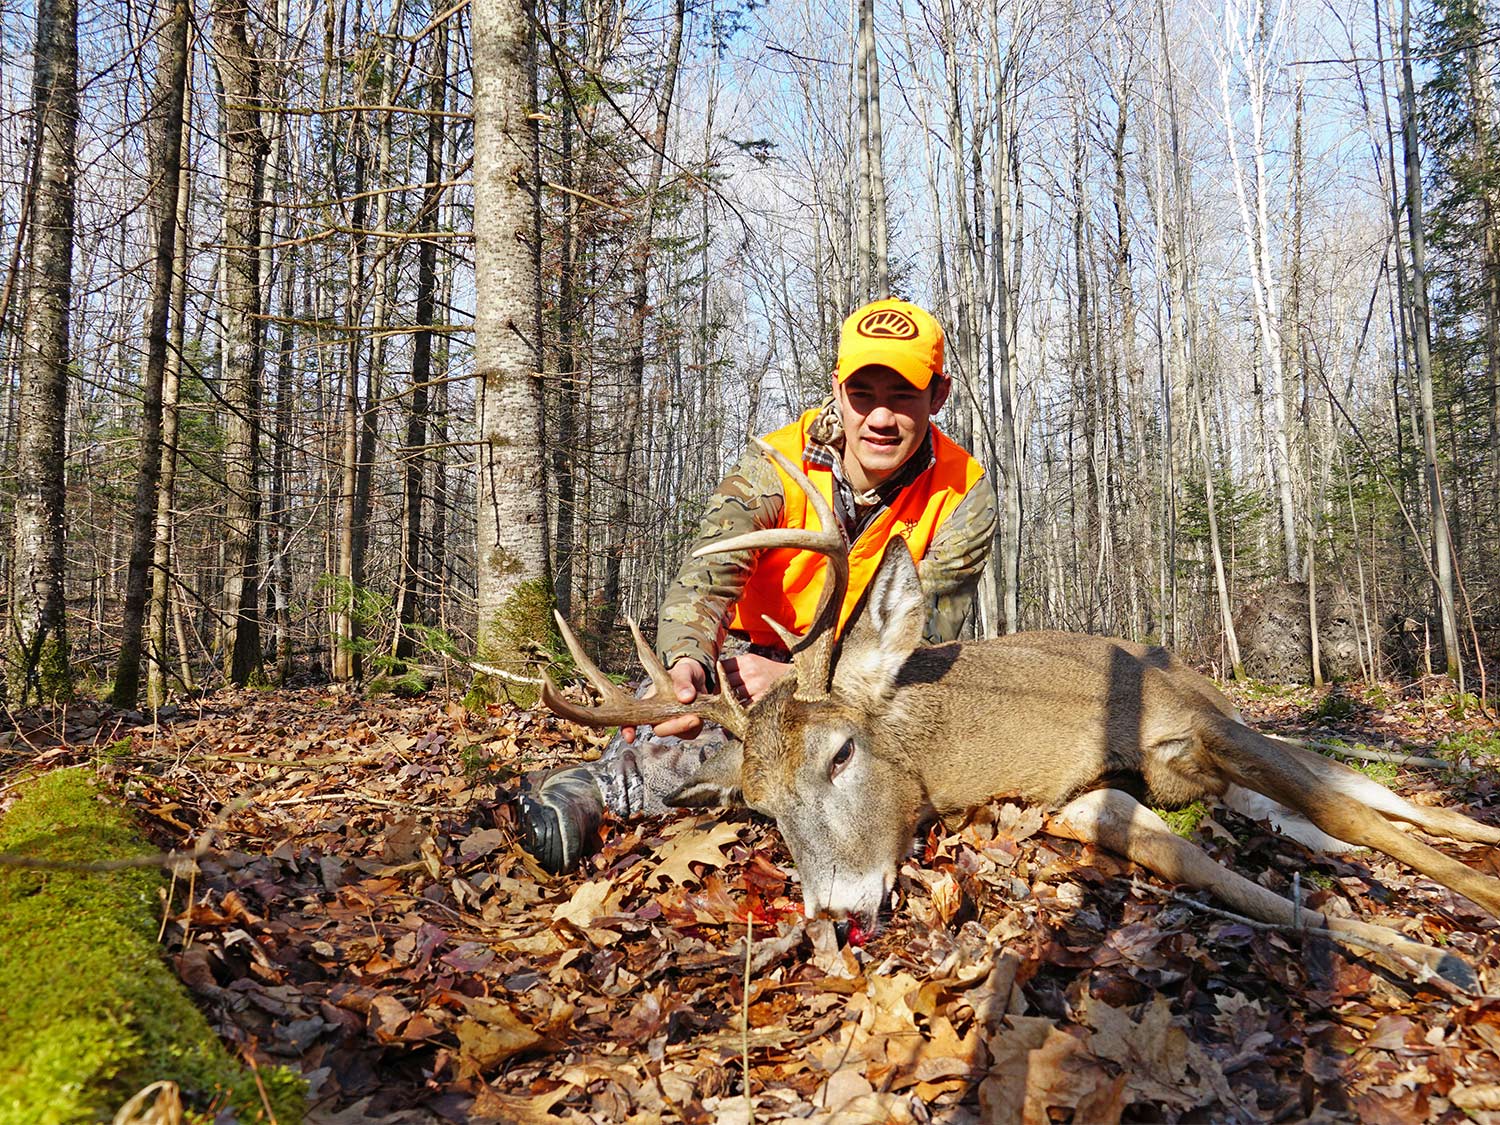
top-left (8, 680), bottom-right (1500, 1123)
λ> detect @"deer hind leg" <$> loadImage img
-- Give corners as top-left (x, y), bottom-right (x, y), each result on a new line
top-left (1273, 738), bottom-right (1500, 845)
top-left (1219, 785), bottom-right (1363, 854)
top-left (1050, 789), bottom-right (1477, 989)
top-left (1210, 724), bottom-right (1500, 918)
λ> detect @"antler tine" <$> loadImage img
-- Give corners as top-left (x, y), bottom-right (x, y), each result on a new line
top-left (627, 617), bottom-right (750, 736)
top-left (544, 611), bottom-right (680, 728)
top-left (693, 438), bottom-right (849, 701)
top-left (553, 610), bottom-right (618, 697)
top-left (627, 616), bottom-right (678, 699)
top-left (539, 610), bottom-right (751, 739)
top-left (759, 615), bottom-right (801, 655)
top-left (709, 660), bottom-right (751, 731)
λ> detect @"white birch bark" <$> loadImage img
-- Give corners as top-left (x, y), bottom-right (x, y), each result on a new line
top-left (473, 0), bottom-right (550, 677)
top-left (8, 0), bottom-right (77, 703)
top-left (1216, 0), bottom-right (1301, 581)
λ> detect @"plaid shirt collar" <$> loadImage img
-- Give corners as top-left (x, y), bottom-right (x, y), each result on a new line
top-left (803, 397), bottom-right (937, 541)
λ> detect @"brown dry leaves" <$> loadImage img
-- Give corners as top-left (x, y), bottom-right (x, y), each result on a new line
top-left (24, 683), bottom-right (1499, 1123)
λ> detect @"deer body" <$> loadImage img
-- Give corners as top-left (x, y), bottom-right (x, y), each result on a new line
top-left (720, 625), bottom-right (1500, 932)
top-left (543, 441), bottom-right (1500, 986)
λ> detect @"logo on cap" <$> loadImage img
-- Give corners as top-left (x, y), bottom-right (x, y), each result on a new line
top-left (856, 309), bottom-right (920, 340)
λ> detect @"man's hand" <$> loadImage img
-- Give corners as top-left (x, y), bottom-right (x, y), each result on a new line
top-left (621, 654), bottom-right (791, 743)
top-left (720, 652), bottom-right (792, 704)
top-left (623, 660), bottom-right (705, 743)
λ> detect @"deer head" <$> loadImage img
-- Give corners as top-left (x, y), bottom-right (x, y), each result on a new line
top-left (541, 440), bottom-right (935, 938)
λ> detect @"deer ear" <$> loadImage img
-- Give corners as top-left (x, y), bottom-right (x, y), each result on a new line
top-left (832, 537), bottom-right (927, 705)
top-left (665, 740), bottom-right (745, 808)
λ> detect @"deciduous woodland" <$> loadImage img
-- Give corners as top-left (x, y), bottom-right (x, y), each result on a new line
top-left (8, 0), bottom-right (1500, 1120)
top-left (1, 0), bottom-right (1498, 703)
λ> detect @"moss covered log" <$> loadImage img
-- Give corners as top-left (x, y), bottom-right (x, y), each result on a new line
top-left (0, 768), bottom-right (304, 1124)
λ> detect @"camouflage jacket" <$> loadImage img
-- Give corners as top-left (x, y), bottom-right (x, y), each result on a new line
top-left (656, 398), bottom-right (998, 675)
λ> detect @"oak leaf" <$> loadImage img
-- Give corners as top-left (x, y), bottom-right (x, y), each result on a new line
top-left (643, 820), bottom-right (744, 889)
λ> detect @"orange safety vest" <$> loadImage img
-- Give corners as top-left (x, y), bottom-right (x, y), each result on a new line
top-left (727, 409), bottom-right (987, 647)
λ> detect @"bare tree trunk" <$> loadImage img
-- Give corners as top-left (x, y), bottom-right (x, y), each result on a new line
top-left (396, 24), bottom-right (449, 660)
top-left (1071, 105), bottom-right (1100, 632)
top-left (349, 44), bottom-right (396, 673)
top-left (856, 0), bottom-right (888, 297)
top-left (1109, 44), bottom-right (1150, 639)
top-left (1217, 1), bottom-right (1300, 581)
top-left (1289, 75), bottom-right (1321, 687)
top-left (262, 0), bottom-right (293, 686)
top-left (333, 110), bottom-right (367, 682)
top-left (147, 140), bottom-right (192, 708)
top-left (1400, 0), bottom-right (1463, 681)
top-left (431, 48), bottom-right (458, 634)
top-left (854, 0), bottom-right (871, 302)
top-left (548, 0), bottom-right (580, 621)
top-left (596, 0), bottom-right (684, 635)
top-left (474, 0), bottom-right (550, 681)
top-left (113, 0), bottom-right (189, 708)
top-left (268, 273), bottom-right (295, 684)
top-left (8, 0), bottom-right (76, 704)
top-left (213, 0), bottom-right (266, 686)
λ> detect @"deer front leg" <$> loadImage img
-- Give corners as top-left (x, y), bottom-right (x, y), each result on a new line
top-left (1049, 789), bottom-right (1477, 990)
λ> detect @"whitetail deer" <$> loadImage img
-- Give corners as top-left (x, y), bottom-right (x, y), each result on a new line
top-left (542, 441), bottom-right (1500, 986)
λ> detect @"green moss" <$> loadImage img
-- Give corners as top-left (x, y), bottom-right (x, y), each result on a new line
top-left (1434, 690), bottom-right (1484, 720)
top-left (1436, 729), bottom-right (1500, 762)
top-left (1156, 801), bottom-right (1209, 838)
top-left (0, 769), bottom-right (305, 1124)
top-left (1309, 690), bottom-right (1357, 722)
top-left (94, 737), bottom-right (136, 765)
top-left (37, 634), bottom-right (74, 705)
top-left (5, 631), bottom-right (75, 707)
top-left (460, 684), bottom-right (493, 712)
top-left (473, 577), bottom-right (558, 709)
top-left (367, 671), bottom-right (428, 697)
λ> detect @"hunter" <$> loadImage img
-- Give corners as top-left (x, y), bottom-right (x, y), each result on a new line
top-left (520, 298), bottom-right (998, 872)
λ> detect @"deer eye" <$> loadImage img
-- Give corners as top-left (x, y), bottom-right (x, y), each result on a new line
top-left (829, 738), bottom-right (856, 779)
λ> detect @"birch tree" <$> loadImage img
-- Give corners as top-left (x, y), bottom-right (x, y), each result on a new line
top-left (8, 0), bottom-right (78, 703)
top-left (1215, 0), bottom-right (1301, 582)
top-left (473, 0), bottom-right (551, 683)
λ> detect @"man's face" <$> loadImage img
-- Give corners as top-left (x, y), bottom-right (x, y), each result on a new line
top-left (833, 364), bottom-right (950, 490)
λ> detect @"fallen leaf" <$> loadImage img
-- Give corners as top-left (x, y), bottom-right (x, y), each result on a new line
top-left (981, 1020), bottom-right (1115, 1125)
top-left (454, 1002), bottom-right (549, 1078)
top-left (644, 820), bottom-right (744, 888)
top-left (551, 878), bottom-right (615, 928)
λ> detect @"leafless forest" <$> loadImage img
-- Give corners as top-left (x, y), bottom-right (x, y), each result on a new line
top-left (2, 0), bottom-right (1498, 707)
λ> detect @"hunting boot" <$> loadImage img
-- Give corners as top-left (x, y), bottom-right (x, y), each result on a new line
top-left (518, 725), bottom-right (734, 873)
top-left (518, 765), bottom-right (605, 875)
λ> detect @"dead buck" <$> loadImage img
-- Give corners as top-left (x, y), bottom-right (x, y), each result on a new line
top-left (542, 441), bottom-right (1500, 986)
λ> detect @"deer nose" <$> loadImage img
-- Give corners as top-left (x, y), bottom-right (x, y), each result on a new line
top-left (832, 918), bottom-right (851, 945)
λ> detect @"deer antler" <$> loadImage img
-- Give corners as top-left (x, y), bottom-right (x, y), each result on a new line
top-left (540, 611), bottom-right (750, 738)
top-left (692, 438), bottom-right (849, 702)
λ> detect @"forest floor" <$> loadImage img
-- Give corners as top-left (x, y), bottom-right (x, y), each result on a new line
top-left (3, 675), bottom-right (1500, 1123)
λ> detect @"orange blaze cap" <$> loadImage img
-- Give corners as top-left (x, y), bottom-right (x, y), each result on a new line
top-left (835, 298), bottom-right (945, 390)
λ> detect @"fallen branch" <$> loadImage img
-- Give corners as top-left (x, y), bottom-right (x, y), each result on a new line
top-left (0, 831), bottom-right (212, 876)
top-left (1131, 878), bottom-right (1474, 998)
top-left (265, 792), bottom-right (471, 813)
top-left (1283, 735), bottom-right (1452, 770)
top-left (468, 660), bottom-right (544, 686)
